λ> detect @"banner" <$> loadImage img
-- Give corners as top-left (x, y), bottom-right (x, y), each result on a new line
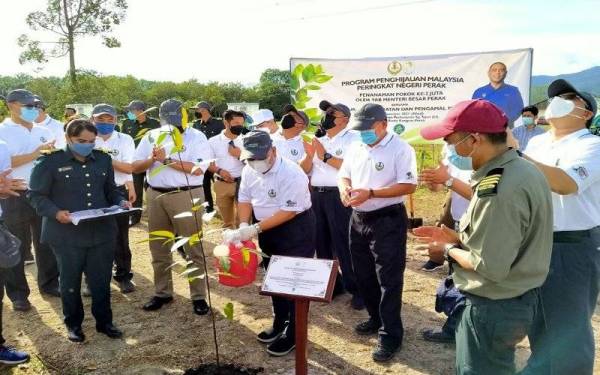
top-left (290, 48), bottom-right (532, 143)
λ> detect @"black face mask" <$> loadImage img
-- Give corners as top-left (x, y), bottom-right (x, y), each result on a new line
top-left (321, 114), bottom-right (337, 130)
top-left (230, 125), bottom-right (244, 136)
top-left (194, 112), bottom-right (202, 119)
top-left (281, 114), bottom-right (296, 129)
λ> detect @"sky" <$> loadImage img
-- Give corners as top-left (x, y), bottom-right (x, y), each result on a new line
top-left (2, 0), bottom-right (599, 84)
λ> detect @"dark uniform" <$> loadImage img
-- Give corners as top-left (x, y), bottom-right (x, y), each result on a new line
top-left (120, 116), bottom-right (160, 225)
top-left (27, 148), bottom-right (125, 330)
top-left (192, 117), bottom-right (224, 212)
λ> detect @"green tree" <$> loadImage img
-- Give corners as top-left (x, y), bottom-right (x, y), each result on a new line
top-left (18, 0), bottom-right (128, 85)
top-left (257, 69), bottom-right (291, 119)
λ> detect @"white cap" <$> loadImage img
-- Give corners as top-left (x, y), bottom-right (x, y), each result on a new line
top-left (251, 109), bottom-right (274, 125)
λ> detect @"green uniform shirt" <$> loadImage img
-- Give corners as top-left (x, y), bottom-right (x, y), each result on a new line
top-left (120, 117), bottom-right (161, 146)
top-left (453, 149), bottom-right (553, 299)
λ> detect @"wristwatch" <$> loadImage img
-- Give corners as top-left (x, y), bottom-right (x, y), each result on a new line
top-left (322, 152), bottom-right (333, 163)
top-left (163, 158), bottom-right (174, 165)
top-left (443, 244), bottom-right (457, 263)
top-left (444, 177), bottom-right (454, 188)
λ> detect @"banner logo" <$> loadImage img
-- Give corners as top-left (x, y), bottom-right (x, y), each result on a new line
top-left (387, 61), bottom-right (402, 75)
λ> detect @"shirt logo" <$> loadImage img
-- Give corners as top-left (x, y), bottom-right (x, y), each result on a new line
top-left (291, 149), bottom-right (298, 156)
top-left (335, 149), bottom-right (342, 156)
top-left (375, 162), bottom-right (384, 171)
top-left (407, 171), bottom-right (413, 179)
top-left (107, 149), bottom-right (119, 156)
top-left (268, 189), bottom-right (277, 198)
top-left (481, 93), bottom-right (487, 98)
top-left (148, 134), bottom-right (155, 143)
top-left (573, 166), bottom-right (589, 179)
top-left (40, 137), bottom-right (47, 143)
top-left (286, 200), bottom-right (297, 207)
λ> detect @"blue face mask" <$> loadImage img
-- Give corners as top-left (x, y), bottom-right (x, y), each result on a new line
top-left (20, 107), bottom-right (39, 123)
top-left (126, 111), bottom-right (137, 121)
top-left (360, 130), bottom-right (379, 145)
top-left (447, 144), bottom-right (473, 171)
top-left (69, 142), bottom-right (95, 157)
top-left (95, 122), bottom-right (115, 135)
top-left (522, 117), bottom-right (534, 126)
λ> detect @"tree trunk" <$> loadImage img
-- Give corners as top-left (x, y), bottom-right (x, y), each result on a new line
top-left (68, 32), bottom-right (76, 85)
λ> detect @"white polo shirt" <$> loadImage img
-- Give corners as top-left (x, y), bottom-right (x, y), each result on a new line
top-left (207, 131), bottom-right (244, 178)
top-left (0, 140), bottom-right (10, 216)
top-left (238, 156), bottom-right (312, 220)
top-left (95, 131), bottom-right (135, 186)
top-left (338, 132), bottom-right (417, 212)
top-left (134, 125), bottom-right (211, 188)
top-left (272, 132), bottom-right (305, 163)
top-left (525, 128), bottom-right (600, 231)
top-left (0, 119), bottom-right (54, 184)
top-left (310, 129), bottom-right (360, 187)
top-left (35, 115), bottom-right (66, 149)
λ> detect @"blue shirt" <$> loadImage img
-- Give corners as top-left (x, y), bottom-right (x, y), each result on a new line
top-left (512, 125), bottom-right (545, 151)
top-left (472, 83), bottom-right (524, 123)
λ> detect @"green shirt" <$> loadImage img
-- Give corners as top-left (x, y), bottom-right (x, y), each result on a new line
top-left (120, 117), bottom-right (161, 146)
top-left (453, 149), bottom-right (553, 299)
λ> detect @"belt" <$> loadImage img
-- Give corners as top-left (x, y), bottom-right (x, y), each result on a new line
top-left (353, 203), bottom-right (404, 220)
top-left (312, 186), bottom-right (338, 193)
top-left (149, 185), bottom-right (202, 194)
top-left (215, 176), bottom-right (241, 183)
top-left (553, 229), bottom-right (591, 243)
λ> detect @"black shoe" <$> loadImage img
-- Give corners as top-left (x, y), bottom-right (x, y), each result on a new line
top-left (118, 279), bottom-right (136, 294)
top-left (355, 319), bottom-right (380, 336)
top-left (192, 299), bottom-right (210, 315)
top-left (257, 325), bottom-right (286, 344)
top-left (266, 333), bottom-right (295, 356)
top-left (422, 328), bottom-right (454, 343)
top-left (41, 288), bottom-right (61, 297)
top-left (143, 296), bottom-right (173, 311)
top-left (372, 341), bottom-right (400, 362)
top-left (96, 323), bottom-right (123, 339)
top-left (421, 260), bottom-right (444, 272)
top-left (12, 300), bottom-right (31, 312)
top-left (67, 326), bottom-right (85, 343)
top-left (332, 283), bottom-right (345, 299)
top-left (350, 295), bottom-right (365, 310)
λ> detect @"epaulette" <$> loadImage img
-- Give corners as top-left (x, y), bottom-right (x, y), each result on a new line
top-left (39, 148), bottom-right (63, 155)
top-left (477, 168), bottom-right (503, 197)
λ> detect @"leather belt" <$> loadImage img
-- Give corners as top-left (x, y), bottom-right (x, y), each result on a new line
top-left (149, 185), bottom-right (202, 193)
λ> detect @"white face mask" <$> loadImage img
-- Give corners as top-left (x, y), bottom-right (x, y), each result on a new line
top-left (545, 96), bottom-right (588, 120)
top-left (248, 159), bottom-right (272, 174)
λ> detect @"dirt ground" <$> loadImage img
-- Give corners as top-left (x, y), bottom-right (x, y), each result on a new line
top-left (2, 189), bottom-right (600, 375)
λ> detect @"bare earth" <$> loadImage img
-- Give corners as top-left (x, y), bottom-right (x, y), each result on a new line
top-left (2, 190), bottom-right (600, 375)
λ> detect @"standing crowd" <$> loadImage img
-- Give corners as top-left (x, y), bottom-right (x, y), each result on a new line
top-left (0, 76), bottom-right (598, 375)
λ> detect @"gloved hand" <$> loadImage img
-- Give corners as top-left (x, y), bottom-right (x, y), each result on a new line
top-left (222, 229), bottom-right (241, 244)
top-left (222, 223), bottom-right (258, 244)
top-left (238, 224), bottom-right (258, 241)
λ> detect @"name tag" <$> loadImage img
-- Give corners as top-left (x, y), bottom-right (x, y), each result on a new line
top-left (58, 166), bottom-right (73, 172)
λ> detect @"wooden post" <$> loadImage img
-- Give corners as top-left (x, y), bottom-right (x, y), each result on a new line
top-left (295, 299), bottom-right (310, 375)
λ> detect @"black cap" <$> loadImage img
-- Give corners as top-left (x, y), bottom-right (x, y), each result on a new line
top-left (548, 79), bottom-right (597, 117)
top-left (319, 100), bottom-right (351, 117)
top-left (190, 101), bottom-right (211, 110)
top-left (6, 89), bottom-right (35, 105)
top-left (240, 130), bottom-right (273, 160)
top-left (159, 99), bottom-right (184, 126)
top-left (351, 103), bottom-right (387, 131)
top-left (282, 104), bottom-right (309, 125)
top-left (125, 100), bottom-right (146, 112)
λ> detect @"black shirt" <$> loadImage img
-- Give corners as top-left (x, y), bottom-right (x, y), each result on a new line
top-left (120, 117), bottom-right (161, 146)
top-left (192, 117), bottom-right (224, 139)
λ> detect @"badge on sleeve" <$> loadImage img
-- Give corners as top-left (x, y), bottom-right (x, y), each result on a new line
top-left (573, 166), bottom-right (589, 179)
top-left (477, 168), bottom-right (503, 197)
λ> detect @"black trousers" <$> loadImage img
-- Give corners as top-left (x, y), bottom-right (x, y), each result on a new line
top-left (311, 188), bottom-right (358, 295)
top-left (114, 186), bottom-right (132, 282)
top-left (350, 204), bottom-right (408, 346)
top-left (0, 194), bottom-right (59, 302)
top-left (203, 171), bottom-right (215, 210)
top-left (0, 269), bottom-right (5, 345)
top-left (130, 173), bottom-right (145, 225)
top-left (258, 210), bottom-right (316, 339)
top-left (51, 240), bottom-right (115, 329)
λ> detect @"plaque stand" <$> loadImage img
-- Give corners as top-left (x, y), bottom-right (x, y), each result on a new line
top-left (260, 257), bottom-right (339, 375)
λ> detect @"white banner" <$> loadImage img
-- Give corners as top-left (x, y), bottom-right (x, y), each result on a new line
top-left (290, 48), bottom-right (532, 143)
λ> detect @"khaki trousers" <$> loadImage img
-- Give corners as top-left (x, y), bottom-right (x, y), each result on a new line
top-left (214, 179), bottom-right (238, 229)
top-left (146, 187), bottom-right (206, 300)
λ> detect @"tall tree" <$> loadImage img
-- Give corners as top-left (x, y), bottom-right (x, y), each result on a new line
top-left (18, 0), bottom-right (128, 85)
top-left (257, 69), bottom-right (291, 119)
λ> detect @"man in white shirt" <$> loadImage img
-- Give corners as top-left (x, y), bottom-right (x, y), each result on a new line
top-left (223, 130), bottom-right (315, 357)
top-left (523, 79), bottom-right (600, 375)
top-left (0, 89), bottom-right (60, 311)
top-left (338, 103), bottom-right (417, 362)
top-left (271, 105), bottom-right (308, 163)
top-left (33, 95), bottom-right (66, 149)
top-left (91, 104), bottom-right (136, 293)
top-left (299, 100), bottom-right (363, 309)
top-left (207, 110), bottom-right (246, 229)
top-left (251, 109), bottom-right (278, 135)
top-left (132, 99), bottom-right (212, 316)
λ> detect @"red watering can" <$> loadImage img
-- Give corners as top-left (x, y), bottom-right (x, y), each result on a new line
top-left (214, 240), bottom-right (259, 287)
